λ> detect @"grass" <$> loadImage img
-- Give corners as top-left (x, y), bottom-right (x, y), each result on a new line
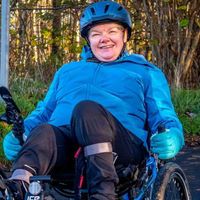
top-left (0, 78), bottom-right (200, 163)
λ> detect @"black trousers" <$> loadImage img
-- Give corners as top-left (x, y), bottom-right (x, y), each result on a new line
top-left (13, 100), bottom-right (147, 174)
top-left (13, 101), bottom-right (147, 199)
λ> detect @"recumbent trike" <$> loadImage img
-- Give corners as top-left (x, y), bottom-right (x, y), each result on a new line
top-left (0, 86), bottom-right (191, 200)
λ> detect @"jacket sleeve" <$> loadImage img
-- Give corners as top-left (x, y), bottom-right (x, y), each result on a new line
top-left (23, 71), bottom-right (60, 136)
top-left (145, 67), bottom-right (183, 135)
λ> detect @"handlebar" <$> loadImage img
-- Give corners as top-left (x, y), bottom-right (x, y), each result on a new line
top-left (157, 124), bottom-right (166, 134)
top-left (0, 86), bottom-right (24, 145)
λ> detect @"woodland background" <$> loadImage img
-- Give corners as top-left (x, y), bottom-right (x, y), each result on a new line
top-left (6, 0), bottom-right (200, 88)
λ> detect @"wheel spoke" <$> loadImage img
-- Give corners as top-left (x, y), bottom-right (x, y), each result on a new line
top-left (165, 175), bottom-right (187, 200)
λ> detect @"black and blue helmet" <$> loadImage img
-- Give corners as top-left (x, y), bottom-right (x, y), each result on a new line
top-left (80, 0), bottom-right (132, 40)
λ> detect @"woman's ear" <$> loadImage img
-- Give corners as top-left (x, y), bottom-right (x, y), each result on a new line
top-left (123, 29), bottom-right (128, 43)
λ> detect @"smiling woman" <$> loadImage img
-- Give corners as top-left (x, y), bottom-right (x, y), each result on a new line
top-left (0, 1), bottom-right (184, 200)
top-left (88, 23), bottom-right (127, 62)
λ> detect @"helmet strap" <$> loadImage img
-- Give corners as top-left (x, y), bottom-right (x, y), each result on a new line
top-left (118, 29), bottom-right (128, 58)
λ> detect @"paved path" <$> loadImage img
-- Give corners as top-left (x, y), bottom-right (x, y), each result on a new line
top-left (175, 146), bottom-right (200, 200)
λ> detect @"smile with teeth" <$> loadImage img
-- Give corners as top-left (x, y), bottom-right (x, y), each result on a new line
top-left (99, 45), bottom-right (114, 49)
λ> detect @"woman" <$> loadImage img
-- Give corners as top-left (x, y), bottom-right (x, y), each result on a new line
top-left (2, 1), bottom-right (184, 200)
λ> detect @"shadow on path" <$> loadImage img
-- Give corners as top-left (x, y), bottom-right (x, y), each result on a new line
top-left (175, 146), bottom-right (200, 200)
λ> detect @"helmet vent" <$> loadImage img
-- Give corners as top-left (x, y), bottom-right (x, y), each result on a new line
top-left (90, 7), bottom-right (96, 15)
top-left (117, 6), bottom-right (123, 11)
top-left (104, 5), bottom-right (109, 13)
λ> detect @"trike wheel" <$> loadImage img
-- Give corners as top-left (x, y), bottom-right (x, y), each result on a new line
top-left (152, 162), bottom-right (191, 200)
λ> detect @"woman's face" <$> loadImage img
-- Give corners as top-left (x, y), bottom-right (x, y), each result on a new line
top-left (88, 22), bottom-right (128, 62)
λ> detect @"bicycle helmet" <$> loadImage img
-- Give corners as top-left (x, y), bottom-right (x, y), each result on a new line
top-left (80, 0), bottom-right (132, 40)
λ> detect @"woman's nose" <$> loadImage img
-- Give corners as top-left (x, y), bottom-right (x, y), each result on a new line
top-left (99, 33), bottom-right (110, 43)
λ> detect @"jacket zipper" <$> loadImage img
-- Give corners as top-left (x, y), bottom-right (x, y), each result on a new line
top-left (86, 63), bottom-right (101, 99)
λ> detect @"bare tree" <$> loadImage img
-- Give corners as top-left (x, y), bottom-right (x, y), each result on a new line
top-left (132, 0), bottom-right (200, 88)
top-left (8, 0), bottom-right (200, 87)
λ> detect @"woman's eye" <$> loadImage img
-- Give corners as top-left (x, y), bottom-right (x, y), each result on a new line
top-left (91, 33), bottom-right (100, 37)
top-left (109, 30), bottom-right (117, 34)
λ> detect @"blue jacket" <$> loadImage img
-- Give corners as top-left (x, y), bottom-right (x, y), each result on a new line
top-left (24, 47), bottom-right (182, 148)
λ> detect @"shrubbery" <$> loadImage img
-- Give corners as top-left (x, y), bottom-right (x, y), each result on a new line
top-left (172, 89), bottom-right (200, 135)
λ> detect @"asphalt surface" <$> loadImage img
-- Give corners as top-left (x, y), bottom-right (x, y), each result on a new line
top-left (175, 146), bottom-right (200, 200)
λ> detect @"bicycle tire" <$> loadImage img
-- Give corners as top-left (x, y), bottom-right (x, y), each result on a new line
top-left (152, 162), bottom-right (191, 200)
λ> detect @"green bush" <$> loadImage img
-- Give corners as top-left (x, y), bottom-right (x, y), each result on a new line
top-left (0, 77), bottom-right (47, 164)
top-left (172, 89), bottom-right (200, 135)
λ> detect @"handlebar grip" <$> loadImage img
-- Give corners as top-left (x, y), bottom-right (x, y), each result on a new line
top-left (0, 86), bottom-right (21, 113)
top-left (0, 86), bottom-right (24, 145)
top-left (157, 125), bottom-right (166, 134)
top-left (15, 134), bottom-right (24, 146)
